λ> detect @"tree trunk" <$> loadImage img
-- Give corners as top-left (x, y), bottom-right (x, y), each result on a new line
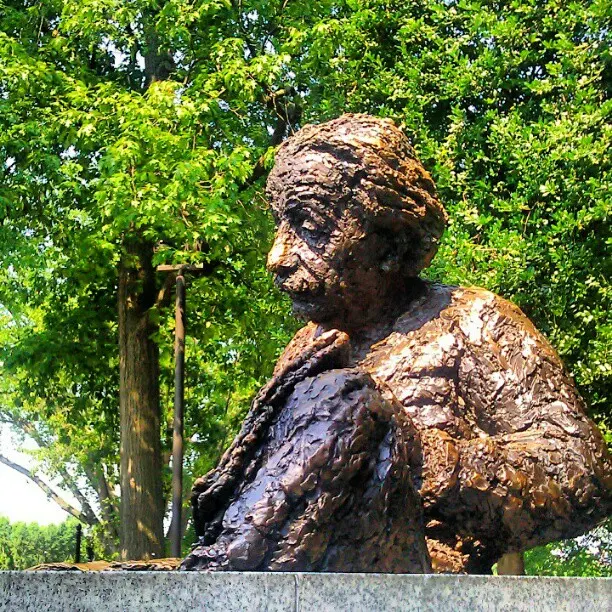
top-left (497, 552), bottom-right (525, 575)
top-left (115, 11), bottom-right (172, 560)
top-left (118, 238), bottom-right (164, 560)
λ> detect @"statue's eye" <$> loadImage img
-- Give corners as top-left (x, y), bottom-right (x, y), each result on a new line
top-left (302, 220), bottom-right (317, 232)
top-left (299, 219), bottom-right (326, 244)
top-left (285, 206), bottom-right (327, 245)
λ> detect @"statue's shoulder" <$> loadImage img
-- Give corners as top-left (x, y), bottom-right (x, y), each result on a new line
top-left (420, 282), bottom-right (520, 315)
top-left (450, 285), bottom-right (542, 336)
top-left (428, 283), bottom-right (561, 363)
top-left (397, 282), bottom-right (558, 358)
top-left (414, 282), bottom-right (535, 327)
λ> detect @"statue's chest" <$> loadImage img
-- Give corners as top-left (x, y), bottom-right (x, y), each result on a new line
top-left (358, 321), bottom-right (473, 438)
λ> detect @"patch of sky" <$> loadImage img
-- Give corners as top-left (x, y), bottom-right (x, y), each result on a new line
top-left (0, 425), bottom-right (75, 525)
top-left (104, 35), bottom-right (145, 71)
top-left (263, 39), bottom-right (277, 55)
top-left (60, 146), bottom-right (79, 160)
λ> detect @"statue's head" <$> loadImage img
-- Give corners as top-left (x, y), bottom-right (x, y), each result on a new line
top-left (265, 114), bottom-right (447, 326)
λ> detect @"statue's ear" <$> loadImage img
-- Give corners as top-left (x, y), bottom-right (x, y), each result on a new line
top-left (371, 228), bottom-right (409, 274)
top-left (380, 253), bottom-right (399, 273)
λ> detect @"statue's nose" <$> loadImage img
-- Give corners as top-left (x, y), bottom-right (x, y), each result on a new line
top-left (267, 229), bottom-right (296, 274)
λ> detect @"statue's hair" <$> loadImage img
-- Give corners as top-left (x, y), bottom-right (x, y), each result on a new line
top-left (266, 114), bottom-right (448, 276)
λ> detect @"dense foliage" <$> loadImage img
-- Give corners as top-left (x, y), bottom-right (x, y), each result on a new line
top-left (0, 0), bottom-right (301, 555)
top-left (524, 518), bottom-right (612, 577)
top-left (0, 517), bottom-right (78, 569)
top-left (0, 0), bottom-right (609, 565)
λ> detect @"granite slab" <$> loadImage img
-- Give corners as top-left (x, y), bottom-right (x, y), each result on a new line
top-left (1, 572), bottom-right (610, 612)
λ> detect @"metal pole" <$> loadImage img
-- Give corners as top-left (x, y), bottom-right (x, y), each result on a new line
top-left (170, 272), bottom-right (186, 558)
top-left (75, 523), bottom-right (82, 564)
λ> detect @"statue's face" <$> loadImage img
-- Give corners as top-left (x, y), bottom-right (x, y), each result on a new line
top-left (267, 197), bottom-right (355, 322)
top-left (266, 154), bottom-right (393, 324)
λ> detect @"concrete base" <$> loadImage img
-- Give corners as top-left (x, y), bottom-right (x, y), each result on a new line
top-left (1, 572), bottom-right (610, 611)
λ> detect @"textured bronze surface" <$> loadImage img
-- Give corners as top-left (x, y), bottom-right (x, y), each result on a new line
top-left (28, 559), bottom-right (182, 572)
top-left (183, 114), bottom-right (611, 573)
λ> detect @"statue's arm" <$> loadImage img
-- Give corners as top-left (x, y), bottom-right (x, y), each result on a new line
top-left (184, 367), bottom-right (431, 572)
top-left (434, 295), bottom-right (611, 553)
top-left (453, 405), bottom-right (611, 552)
top-left (190, 325), bottom-right (351, 540)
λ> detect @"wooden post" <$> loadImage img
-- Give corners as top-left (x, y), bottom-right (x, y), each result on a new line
top-left (86, 539), bottom-right (94, 562)
top-left (169, 271), bottom-right (186, 558)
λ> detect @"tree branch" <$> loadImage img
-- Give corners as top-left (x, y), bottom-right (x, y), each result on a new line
top-left (57, 466), bottom-right (99, 525)
top-left (84, 464), bottom-right (120, 542)
top-left (230, 0), bottom-right (259, 59)
top-left (155, 269), bottom-right (178, 308)
top-left (2, 413), bottom-right (100, 524)
top-left (0, 453), bottom-right (90, 524)
top-left (241, 88), bottom-right (302, 190)
top-left (143, 11), bottom-right (176, 89)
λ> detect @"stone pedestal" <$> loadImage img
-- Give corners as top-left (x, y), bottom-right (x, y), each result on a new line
top-left (1, 572), bottom-right (610, 611)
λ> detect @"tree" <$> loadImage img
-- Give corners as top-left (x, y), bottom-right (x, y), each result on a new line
top-left (524, 519), bottom-right (612, 577)
top-left (0, 0), bottom-right (301, 558)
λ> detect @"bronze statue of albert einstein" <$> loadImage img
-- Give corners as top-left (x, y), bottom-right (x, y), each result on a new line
top-left (183, 114), bottom-right (611, 573)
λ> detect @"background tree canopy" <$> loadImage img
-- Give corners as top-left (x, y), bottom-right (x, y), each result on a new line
top-left (0, 517), bottom-right (78, 570)
top-left (0, 0), bottom-right (609, 568)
